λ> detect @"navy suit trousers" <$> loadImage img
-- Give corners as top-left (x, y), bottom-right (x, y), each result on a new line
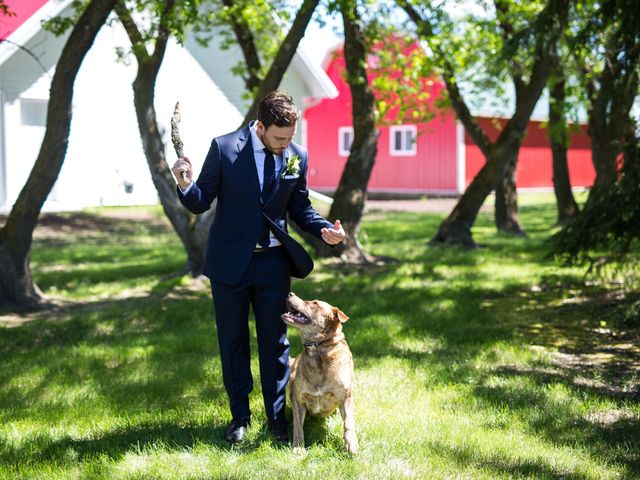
top-left (210, 246), bottom-right (291, 422)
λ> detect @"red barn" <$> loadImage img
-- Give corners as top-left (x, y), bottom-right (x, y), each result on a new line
top-left (303, 45), bottom-right (595, 195)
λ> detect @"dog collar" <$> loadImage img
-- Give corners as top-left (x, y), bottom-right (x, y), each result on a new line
top-left (303, 332), bottom-right (345, 351)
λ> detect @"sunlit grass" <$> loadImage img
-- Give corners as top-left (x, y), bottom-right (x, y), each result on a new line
top-left (0, 193), bottom-right (637, 479)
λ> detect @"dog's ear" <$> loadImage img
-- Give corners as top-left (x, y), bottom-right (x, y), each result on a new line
top-left (333, 307), bottom-right (349, 323)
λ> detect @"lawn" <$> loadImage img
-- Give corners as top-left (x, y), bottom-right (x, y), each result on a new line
top-left (0, 194), bottom-right (638, 479)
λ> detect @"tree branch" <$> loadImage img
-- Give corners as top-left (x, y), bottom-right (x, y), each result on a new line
top-left (150, 0), bottom-right (176, 67)
top-left (240, 0), bottom-right (320, 125)
top-left (493, 0), bottom-right (525, 87)
top-left (222, 0), bottom-right (262, 92)
top-left (114, 2), bottom-right (148, 61)
top-left (499, 0), bottom-right (569, 144)
top-left (399, 0), bottom-right (492, 155)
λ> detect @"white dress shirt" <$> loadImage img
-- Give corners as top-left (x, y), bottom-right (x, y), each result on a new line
top-left (250, 122), bottom-right (283, 248)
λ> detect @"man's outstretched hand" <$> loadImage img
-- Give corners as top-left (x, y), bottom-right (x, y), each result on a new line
top-left (321, 220), bottom-right (346, 245)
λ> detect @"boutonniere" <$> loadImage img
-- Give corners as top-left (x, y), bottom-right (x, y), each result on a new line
top-left (281, 154), bottom-right (301, 178)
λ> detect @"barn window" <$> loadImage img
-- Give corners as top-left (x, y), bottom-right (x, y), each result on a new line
top-left (338, 126), bottom-right (354, 157)
top-left (20, 99), bottom-right (48, 126)
top-left (389, 125), bottom-right (417, 156)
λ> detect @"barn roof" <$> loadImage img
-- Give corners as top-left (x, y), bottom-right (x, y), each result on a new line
top-left (0, 0), bottom-right (70, 65)
top-left (0, 0), bottom-right (337, 100)
top-left (0, 0), bottom-right (49, 40)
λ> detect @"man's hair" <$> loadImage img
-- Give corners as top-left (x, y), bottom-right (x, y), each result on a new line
top-left (257, 91), bottom-right (300, 128)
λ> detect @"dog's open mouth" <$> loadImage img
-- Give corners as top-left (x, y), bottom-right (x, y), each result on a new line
top-left (282, 308), bottom-right (310, 325)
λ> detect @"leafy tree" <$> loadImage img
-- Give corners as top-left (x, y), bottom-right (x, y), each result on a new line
top-left (550, 0), bottom-right (640, 276)
top-left (570, 0), bottom-right (640, 201)
top-left (215, 0), bottom-right (322, 128)
top-left (550, 132), bottom-right (640, 274)
top-left (399, 0), bottom-right (569, 247)
top-left (0, 0), bottom-right (118, 309)
top-left (314, 0), bottom-right (379, 263)
top-left (291, 6), bottom-right (438, 262)
top-left (114, 0), bottom-right (211, 276)
top-left (115, 0), bottom-right (321, 276)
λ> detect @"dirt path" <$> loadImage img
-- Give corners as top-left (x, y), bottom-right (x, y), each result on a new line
top-left (364, 197), bottom-right (493, 213)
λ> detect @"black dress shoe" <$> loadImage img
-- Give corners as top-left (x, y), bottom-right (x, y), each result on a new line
top-left (225, 418), bottom-right (250, 443)
top-left (267, 417), bottom-right (289, 443)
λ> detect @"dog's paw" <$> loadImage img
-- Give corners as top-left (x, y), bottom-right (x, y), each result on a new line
top-left (344, 435), bottom-right (359, 454)
top-left (293, 446), bottom-right (306, 456)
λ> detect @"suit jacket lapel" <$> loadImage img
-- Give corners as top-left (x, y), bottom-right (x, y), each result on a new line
top-left (236, 127), bottom-right (261, 202)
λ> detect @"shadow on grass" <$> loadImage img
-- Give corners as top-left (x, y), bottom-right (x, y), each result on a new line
top-left (2, 205), bottom-right (637, 476)
top-left (0, 419), bottom-right (255, 467)
top-left (0, 289), bottom-right (219, 411)
top-left (424, 439), bottom-right (594, 480)
top-left (471, 369), bottom-right (640, 477)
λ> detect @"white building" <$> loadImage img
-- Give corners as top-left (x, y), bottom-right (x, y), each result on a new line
top-left (0, 0), bottom-right (337, 212)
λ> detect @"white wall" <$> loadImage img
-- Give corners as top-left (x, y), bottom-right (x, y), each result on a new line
top-left (64, 20), bottom-right (246, 209)
top-left (0, 25), bottom-right (66, 211)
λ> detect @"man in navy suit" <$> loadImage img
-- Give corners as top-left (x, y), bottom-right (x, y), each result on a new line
top-left (171, 91), bottom-right (345, 444)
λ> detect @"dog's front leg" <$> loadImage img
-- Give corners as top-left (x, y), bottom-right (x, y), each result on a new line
top-left (339, 392), bottom-right (359, 454)
top-left (292, 397), bottom-right (307, 453)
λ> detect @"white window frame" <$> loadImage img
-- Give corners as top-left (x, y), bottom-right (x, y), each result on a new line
top-left (338, 126), bottom-right (354, 157)
top-left (389, 124), bottom-right (417, 156)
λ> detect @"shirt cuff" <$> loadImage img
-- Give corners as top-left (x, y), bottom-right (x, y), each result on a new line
top-left (179, 180), bottom-right (194, 194)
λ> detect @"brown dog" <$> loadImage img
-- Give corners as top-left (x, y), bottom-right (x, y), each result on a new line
top-left (281, 292), bottom-right (358, 454)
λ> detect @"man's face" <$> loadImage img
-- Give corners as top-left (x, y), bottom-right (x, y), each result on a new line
top-left (256, 121), bottom-right (297, 155)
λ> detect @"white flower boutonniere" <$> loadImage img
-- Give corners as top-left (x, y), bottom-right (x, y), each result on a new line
top-left (281, 154), bottom-right (301, 178)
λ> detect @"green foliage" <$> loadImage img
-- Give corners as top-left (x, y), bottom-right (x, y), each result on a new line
top-left (569, 0), bottom-right (640, 108)
top-left (550, 135), bottom-right (640, 276)
top-left (211, 0), bottom-right (299, 100)
top-left (42, 0), bottom-right (88, 36)
top-left (214, 0), bottom-right (287, 51)
top-left (368, 33), bottom-right (439, 126)
top-left (398, 0), bottom-right (576, 121)
top-left (44, 0), bottom-right (208, 48)
top-left (0, 0), bottom-right (14, 18)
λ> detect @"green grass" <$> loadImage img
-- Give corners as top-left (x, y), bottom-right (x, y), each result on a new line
top-left (0, 194), bottom-right (638, 479)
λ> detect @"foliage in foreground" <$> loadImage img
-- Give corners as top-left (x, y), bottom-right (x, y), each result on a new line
top-left (550, 135), bottom-right (640, 276)
top-left (0, 197), bottom-right (638, 479)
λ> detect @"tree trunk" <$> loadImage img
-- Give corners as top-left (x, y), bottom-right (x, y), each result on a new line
top-left (495, 148), bottom-right (525, 235)
top-left (116, 2), bottom-right (206, 276)
top-left (403, 0), bottom-right (569, 248)
top-left (588, 111), bottom-right (620, 193)
top-left (548, 51), bottom-right (579, 225)
top-left (584, 48), bottom-right (638, 208)
top-left (0, 0), bottom-right (116, 309)
top-left (131, 69), bottom-right (205, 275)
top-left (431, 149), bottom-right (498, 247)
top-left (432, 120), bottom-right (544, 247)
top-left (310, 0), bottom-right (377, 262)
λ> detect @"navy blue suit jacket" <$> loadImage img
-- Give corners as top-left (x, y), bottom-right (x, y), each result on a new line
top-left (178, 125), bottom-right (332, 285)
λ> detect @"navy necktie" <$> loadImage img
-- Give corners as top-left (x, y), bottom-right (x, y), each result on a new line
top-left (259, 149), bottom-right (276, 248)
top-left (262, 149), bottom-right (276, 203)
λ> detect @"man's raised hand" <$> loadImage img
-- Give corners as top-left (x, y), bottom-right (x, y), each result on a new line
top-left (172, 156), bottom-right (193, 190)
